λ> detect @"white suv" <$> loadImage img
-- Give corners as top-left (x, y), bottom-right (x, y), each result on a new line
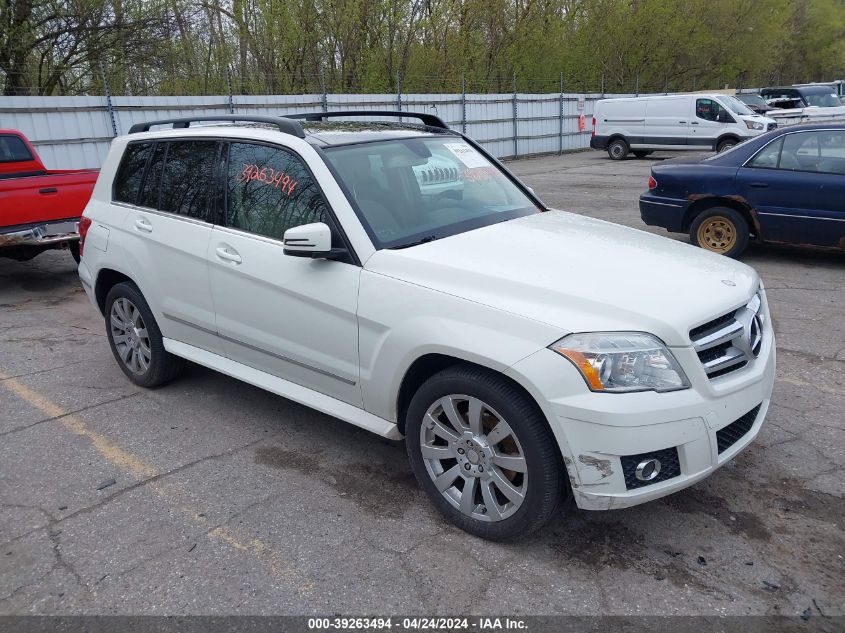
top-left (78, 112), bottom-right (776, 540)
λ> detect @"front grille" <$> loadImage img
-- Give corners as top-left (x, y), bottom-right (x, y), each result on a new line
top-left (621, 447), bottom-right (681, 490)
top-left (689, 292), bottom-right (764, 380)
top-left (717, 405), bottom-right (761, 454)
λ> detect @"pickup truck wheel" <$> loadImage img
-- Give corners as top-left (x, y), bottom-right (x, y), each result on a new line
top-left (690, 207), bottom-right (749, 258)
top-left (105, 282), bottom-right (184, 388)
top-left (405, 365), bottom-right (564, 540)
top-left (607, 138), bottom-right (629, 160)
top-left (69, 242), bottom-right (80, 264)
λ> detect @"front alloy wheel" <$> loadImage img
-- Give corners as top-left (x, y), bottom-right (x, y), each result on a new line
top-left (405, 365), bottom-right (565, 540)
top-left (420, 395), bottom-right (527, 521)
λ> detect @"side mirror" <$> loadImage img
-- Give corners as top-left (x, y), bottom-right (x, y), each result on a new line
top-left (717, 112), bottom-right (733, 123)
top-left (283, 222), bottom-right (346, 260)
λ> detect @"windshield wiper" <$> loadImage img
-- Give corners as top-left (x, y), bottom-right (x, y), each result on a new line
top-left (390, 235), bottom-right (438, 249)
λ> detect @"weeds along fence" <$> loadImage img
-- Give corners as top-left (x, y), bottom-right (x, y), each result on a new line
top-left (0, 91), bottom-right (639, 169)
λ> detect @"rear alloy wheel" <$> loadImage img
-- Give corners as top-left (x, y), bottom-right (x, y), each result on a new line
top-left (607, 138), bottom-right (629, 160)
top-left (690, 207), bottom-right (750, 258)
top-left (105, 282), bottom-right (185, 387)
top-left (406, 366), bottom-right (565, 540)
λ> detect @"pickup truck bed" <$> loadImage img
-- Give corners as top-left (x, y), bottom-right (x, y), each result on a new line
top-left (1, 130), bottom-right (98, 261)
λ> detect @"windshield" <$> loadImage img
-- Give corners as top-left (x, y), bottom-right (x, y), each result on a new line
top-left (738, 94), bottom-right (767, 108)
top-left (324, 136), bottom-right (541, 248)
top-left (805, 93), bottom-right (841, 108)
top-left (722, 96), bottom-right (755, 116)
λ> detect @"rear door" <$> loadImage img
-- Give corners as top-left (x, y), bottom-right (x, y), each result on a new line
top-left (118, 139), bottom-right (225, 355)
top-left (737, 130), bottom-right (845, 247)
top-left (207, 140), bottom-right (362, 406)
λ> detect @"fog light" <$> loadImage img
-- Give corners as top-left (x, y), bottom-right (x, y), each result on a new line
top-left (635, 458), bottom-right (661, 482)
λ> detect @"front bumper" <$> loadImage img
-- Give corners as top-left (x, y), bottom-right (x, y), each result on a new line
top-left (507, 313), bottom-right (776, 511)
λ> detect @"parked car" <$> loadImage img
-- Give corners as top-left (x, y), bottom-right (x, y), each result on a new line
top-left (0, 129), bottom-right (98, 262)
top-left (735, 93), bottom-right (775, 115)
top-left (640, 123), bottom-right (845, 257)
top-left (760, 85), bottom-right (845, 123)
top-left (590, 93), bottom-right (776, 159)
top-left (79, 113), bottom-right (775, 540)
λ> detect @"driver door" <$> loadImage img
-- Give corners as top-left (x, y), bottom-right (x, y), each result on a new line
top-left (690, 98), bottom-right (731, 150)
top-left (207, 140), bottom-right (362, 406)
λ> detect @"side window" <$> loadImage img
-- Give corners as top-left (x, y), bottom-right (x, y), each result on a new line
top-left (158, 141), bottom-right (218, 221)
top-left (817, 131), bottom-right (845, 174)
top-left (748, 138), bottom-right (783, 169)
top-left (780, 133), bottom-right (817, 171)
top-left (0, 135), bottom-right (34, 162)
top-left (696, 98), bottom-right (732, 123)
top-left (695, 99), bottom-right (717, 121)
top-left (113, 142), bottom-right (152, 204)
top-left (226, 142), bottom-right (329, 241)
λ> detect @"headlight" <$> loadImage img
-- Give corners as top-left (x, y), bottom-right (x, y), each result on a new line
top-left (550, 332), bottom-right (690, 393)
top-left (745, 121), bottom-right (764, 130)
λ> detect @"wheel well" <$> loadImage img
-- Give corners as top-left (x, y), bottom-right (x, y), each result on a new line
top-left (94, 269), bottom-right (133, 315)
top-left (682, 198), bottom-right (756, 235)
top-left (716, 134), bottom-right (739, 149)
top-left (395, 354), bottom-right (548, 437)
top-left (607, 134), bottom-right (627, 147)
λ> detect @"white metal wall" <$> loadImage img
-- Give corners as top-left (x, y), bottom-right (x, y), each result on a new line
top-left (0, 92), bottom-right (634, 169)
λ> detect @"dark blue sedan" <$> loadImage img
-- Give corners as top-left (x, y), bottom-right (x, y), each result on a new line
top-left (639, 123), bottom-right (845, 257)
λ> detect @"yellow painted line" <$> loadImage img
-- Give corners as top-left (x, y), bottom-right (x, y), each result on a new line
top-left (0, 371), bottom-right (313, 594)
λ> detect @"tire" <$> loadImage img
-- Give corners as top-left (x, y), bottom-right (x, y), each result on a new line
top-left (607, 138), bottom-right (629, 160)
top-left (405, 365), bottom-right (565, 541)
top-left (690, 206), bottom-right (750, 258)
top-left (69, 241), bottom-right (80, 264)
top-left (716, 138), bottom-right (737, 153)
top-left (632, 150), bottom-right (652, 158)
top-left (104, 282), bottom-right (185, 387)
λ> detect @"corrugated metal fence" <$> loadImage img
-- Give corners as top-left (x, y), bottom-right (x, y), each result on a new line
top-left (0, 92), bottom-right (636, 169)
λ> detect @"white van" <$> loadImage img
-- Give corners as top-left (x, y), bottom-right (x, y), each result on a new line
top-left (590, 93), bottom-right (777, 160)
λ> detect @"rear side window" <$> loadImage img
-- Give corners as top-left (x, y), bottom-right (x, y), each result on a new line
top-left (138, 143), bottom-right (166, 209)
top-left (225, 142), bottom-right (328, 240)
top-left (158, 141), bottom-right (218, 221)
top-left (113, 143), bottom-right (152, 203)
top-left (0, 135), bottom-right (34, 163)
top-left (748, 137), bottom-right (783, 169)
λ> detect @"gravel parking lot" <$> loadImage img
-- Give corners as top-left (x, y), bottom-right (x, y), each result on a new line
top-left (1, 150), bottom-right (842, 617)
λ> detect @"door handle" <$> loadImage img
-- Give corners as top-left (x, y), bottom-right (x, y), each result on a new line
top-left (215, 246), bottom-right (242, 264)
top-left (678, 121), bottom-right (687, 124)
top-left (691, 121), bottom-right (700, 125)
top-left (38, 187), bottom-right (58, 195)
top-left (748, 182), bottom-right (769, 189)
top-left (134, 217), bottom-right (153, 232)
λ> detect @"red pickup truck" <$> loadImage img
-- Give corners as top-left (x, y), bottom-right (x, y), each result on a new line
top-left (1, 129), bottom-right (98, 262)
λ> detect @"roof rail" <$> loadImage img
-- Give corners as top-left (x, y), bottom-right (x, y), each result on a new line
top-left (127, 115), bottom-right (305, 138)
top-left (288, 110), bottom-right (449, 130)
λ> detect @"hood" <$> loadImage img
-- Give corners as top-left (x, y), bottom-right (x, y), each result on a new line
top-left (364, 212), bottom-right (760, 347)
top-left (740, 113), bottom-right (777, 125)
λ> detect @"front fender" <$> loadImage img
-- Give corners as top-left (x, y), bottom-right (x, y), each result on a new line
top-left (357, 270), bottom-right (562, 423)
